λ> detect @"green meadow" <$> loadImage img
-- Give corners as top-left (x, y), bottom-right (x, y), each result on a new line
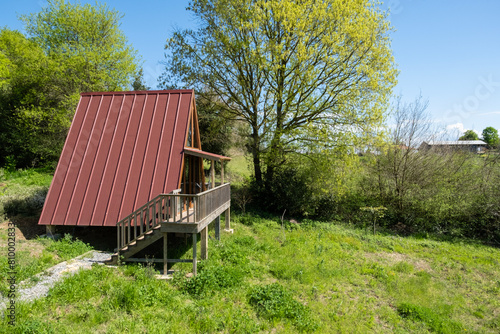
top-left (2, 211), bottom-right (499, 333)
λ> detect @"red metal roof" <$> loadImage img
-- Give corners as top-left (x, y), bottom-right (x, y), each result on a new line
top-left (39, 90), bottom-right (194, 226)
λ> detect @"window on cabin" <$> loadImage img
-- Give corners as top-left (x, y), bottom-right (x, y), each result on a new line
top-left (182, 155), bottom-right (206, 195)
top-left (187, 124), bottom-right (192, 147)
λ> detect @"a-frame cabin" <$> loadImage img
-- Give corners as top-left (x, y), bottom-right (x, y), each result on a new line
top-left (38, 89), bottom-right (231, 274)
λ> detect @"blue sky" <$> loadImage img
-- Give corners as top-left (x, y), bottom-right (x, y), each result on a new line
top-left (1, 0), bottom-right (499, 138)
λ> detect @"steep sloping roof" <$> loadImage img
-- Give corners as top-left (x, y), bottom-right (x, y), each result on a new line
top-left (39, 90), bottom-right (194, 226)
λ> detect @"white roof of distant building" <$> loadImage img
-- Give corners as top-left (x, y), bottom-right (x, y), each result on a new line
top-left (425, 140), bottom-right (487, 146)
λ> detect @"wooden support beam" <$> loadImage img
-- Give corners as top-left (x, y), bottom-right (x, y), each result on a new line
top-left (163, 232), bottom-right (168, 274)
top-left (215, 216), bottom-right (220, 241)
top-left (192, 233), bottom-right (197, 275)
top-left (224, 207), bottom-right (233, 233)
top-left (46, 225), bottom-right (56, 237)
top-left (201, 227), bottom-right (208, 260)
top-left (221, 161), bottom-right (224, 184)
top-left (210, 160), bottom-right (215, 189)
top-left (125, 258), bottom-right (194, 263)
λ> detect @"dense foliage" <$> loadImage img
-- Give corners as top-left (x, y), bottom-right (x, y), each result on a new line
top-left (161, 0), bottom-right (397, 189)
top-left (459, 129), bottom-right (479, 141)
top-left (482, 126), bottom-right (499, 149)
top-left (248, 98), bottom-right (500, 244)
top-left (196, 96), bottom-right (234, 157)
top-left (0, 0), bottom-right (140, 168)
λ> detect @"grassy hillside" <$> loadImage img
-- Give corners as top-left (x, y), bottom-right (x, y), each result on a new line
top-left (2, 213), bottom-right (499, 333)
top-left (0, 168), bottom-right (53, 226)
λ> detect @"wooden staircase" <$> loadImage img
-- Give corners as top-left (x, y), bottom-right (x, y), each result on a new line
top-left (107, 184), bottom-right (231, 268)
top-left (107, 225), bottom-right (163, 265)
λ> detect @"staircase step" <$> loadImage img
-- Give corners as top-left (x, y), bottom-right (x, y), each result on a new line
top-left (105, 254), bottom-right (119, 265)
top-left (117, 227), bottom-right (163, 261)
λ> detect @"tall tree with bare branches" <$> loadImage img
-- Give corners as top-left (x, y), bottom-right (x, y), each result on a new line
top-left (160, 0), bottom-right (397, 187)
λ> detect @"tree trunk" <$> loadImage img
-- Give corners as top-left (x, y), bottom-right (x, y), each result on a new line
top-left (264, 58), bottom-right (286, 189)
top-left (251, 126), bottom-right (263, 186)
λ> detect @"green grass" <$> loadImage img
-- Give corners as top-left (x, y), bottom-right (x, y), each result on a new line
top-left (2, 213), bottom-right (499, 333)
top-left (0, 234), bottom-right (93, 296)
top-left (0, 168), bottom-right (53, 187)
top-left (0, 167), bottom-right (94, 297)
top-left (227, 154), bottom-right (251, 180)
top-left (0, 167), bottom-right (54, 221)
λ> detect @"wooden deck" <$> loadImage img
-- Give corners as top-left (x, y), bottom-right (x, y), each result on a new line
top-left (114, 183), bottom-right (231, 274)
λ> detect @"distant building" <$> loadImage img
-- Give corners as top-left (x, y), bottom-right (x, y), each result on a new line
top-left (419, 140), bottom-right (487, 153)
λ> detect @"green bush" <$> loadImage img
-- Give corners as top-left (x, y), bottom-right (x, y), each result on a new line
top-left (15, 319), bottom-right (55, 334)
top-left (248, 283), bottom-right (318, 332)
top-left (250, 165), bottom-right (313, 217)
top-left (180, 265), bottom-right (244, 296)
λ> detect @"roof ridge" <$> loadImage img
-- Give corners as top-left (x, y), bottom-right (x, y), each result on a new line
top-left (80, 89), bottom-right (195, 96)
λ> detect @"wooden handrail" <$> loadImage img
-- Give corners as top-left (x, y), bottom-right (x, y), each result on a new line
top-left (116, 183), bottom-right (230, 251)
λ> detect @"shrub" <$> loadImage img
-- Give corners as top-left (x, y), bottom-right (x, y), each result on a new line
top-left (251, 165), bottom-right (313, 217)
top-left (248, 283), bottom-right (318, 332)
top-left (180, 265), bottom-right (244, 296)
top-left (6, 188), bottom-right (48, 216)
top-left (16, 319), bottom-right (55, 334)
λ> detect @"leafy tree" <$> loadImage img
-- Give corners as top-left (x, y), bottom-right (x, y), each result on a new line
top-left (0, 1), bottom-right (140, 168)
top-left (160, 0), bottom-right (397, 188)
top-left (482, 126), bottom-right (499, 149)
top-left (0, 49), bottom-right (10, 88)
top-left (21, 0), bottom-right (139, 93)
top-left (132, 68), bottom-right (150, 91)
top-left (0, 28), bottom-right (68, 167)
top-left (196, 96), bottom-right (233, 157)
top-left (459, 130), bottom-right (479, 141)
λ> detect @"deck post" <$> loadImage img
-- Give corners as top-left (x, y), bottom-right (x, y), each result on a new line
top-left (221, 161), bottom-right (224, 184)
top-left (201, 227), bottom-right (208, 260)
top-left (163, 232), bottom-right (168, 275)
top-left (46, 225), bottom-right (56, 237)
top-left (192, 233), bottom-right (197, 275)
top-left (224, 207), bottom-right (233, 233)
top-left (215, 216), bottom-right (220, 241)
top-left (210, 160), bottom-right (215, 189)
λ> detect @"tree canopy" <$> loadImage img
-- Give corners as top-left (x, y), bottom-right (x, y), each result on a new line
top-left (21, 0), bottom-right (139, 93)
top-left (0, 28), bottom-right (66, 167)
top-left (0, 0), bottom-right (140, 168)
top-left (459, 130), bottom-right (479, 141)
top-left (482, 126), bottom-right (499, 149)
top-left (160, 0), bottom-right (397, 187)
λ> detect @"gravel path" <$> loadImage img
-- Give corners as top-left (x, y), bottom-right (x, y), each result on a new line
top-left (1, 251), bottom-right (112, 310)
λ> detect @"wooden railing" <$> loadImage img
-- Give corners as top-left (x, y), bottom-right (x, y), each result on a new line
top-left (117, 183), bottom-right (230, 251)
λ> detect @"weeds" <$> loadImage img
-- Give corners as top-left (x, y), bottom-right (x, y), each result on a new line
top-left (42, 234), bottom-right (92, 260)
top-left (248, 283), bottom-right (318, 332)
top-left (180, 265), bottom-right (244, 296)
top-left (1, 214), bottom-right (500, 333)
top-left (397, 302), bottom-right (465, 333)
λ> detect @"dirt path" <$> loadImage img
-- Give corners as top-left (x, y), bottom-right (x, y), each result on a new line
top-left (0, 251), bottom-right (112, 311)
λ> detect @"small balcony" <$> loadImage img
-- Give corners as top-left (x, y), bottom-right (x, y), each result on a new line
top-left (113, 183), bottom-right (231, 275)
